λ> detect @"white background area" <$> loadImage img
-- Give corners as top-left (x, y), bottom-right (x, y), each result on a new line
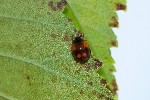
top-left (111, 0), bottom-right (150, 100)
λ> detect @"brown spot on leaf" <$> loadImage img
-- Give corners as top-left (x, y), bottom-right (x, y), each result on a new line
top-left (100, 79), bottom-right (107, 85)
top-left (74, 29), bottom-right (78, 32)
top-left (112, 80), bottom-right (118, 94)
top-left (61, 0), bottom-right (68, 6)
top-left (48, 1), bottom-right (57, 11)
top-left (87, 81), bottom-right (93, 86)
top-left (57, 0), bottom-right (68, 9)
top-left (84, 63), bottom-right (90, 72)
top-left (109, 16), bottom-right (119, 27)
top-left (112, 16), bottom-right (117, 20)
top-left (26, 75), bottom-right (31, 86)
top-left (92, 90), bottom-right (97, 95)
top-left (74, 69), bottom-right (80, 74)
top-left (116, 3), bottom-right (127, 10)
top-left (67, 18), bottom-right (72, 22)
top-left (63, 66), bottom-right (69, 71)
top-left (106, 85), bottom-right (111, 90)
top-left (97, 94), bottom-right (104, 99)
top-left (50, 34), bottom-right (60, 38)
top-left (93, 58), bottom-right (103, 69)
top-left (112, 16), bottom-right (118, 22)
top-left (65, 82), bottom-right (70, 87)
top-left (106, 97), bottom-right (112, 100)
top-left (26, 75), bottom-right (30, 80)
top-left (51, 77), bottom-right (57, 83)
top-left (80, 90), bottom-right (84, 94)
top-left (109, 68), bottom-right (114, 72)
top-left (111, 40), bottom-right (118, 47)
top-left (48, 0), bottom-right (67, 11)
top-left (109, 21), bottom-right (119, 27)
top-left (62, 33), bottom-right (69, 41)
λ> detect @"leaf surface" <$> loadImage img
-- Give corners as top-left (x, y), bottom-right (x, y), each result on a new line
top-left (65, 0), bottom-right (126, 97)
top-left (0, 0), bottom-right (126, 100)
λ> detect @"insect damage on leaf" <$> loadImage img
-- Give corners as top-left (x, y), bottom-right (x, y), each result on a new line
top-left (109, 16), bottom-right (119, 28)
top-left (116, 3), bottom-right (127, 11)
top-left (111, 80), bottom-right (118, 95)
top-left (100, 79), bottom-right (107, 86)
top-left (62, 33), bottom-right (70, 41)
top-left (110, 39), bottom-right (118, 47)
top-left (79, 89), bottom-right (84, 95)
top-left (93, 58), bottom-right (103, 69)
top-left (63, 0), bottom-right (127, 99)
top-left (0, 0), bottom-right (126, 99)
top-left (48, 0), bottom-right (68, 11)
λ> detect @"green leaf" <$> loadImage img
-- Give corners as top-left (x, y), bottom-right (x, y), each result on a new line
top-left (0, 0), bottom-right (126, 100)
top-left (64, 0), bottom-right (126, 97)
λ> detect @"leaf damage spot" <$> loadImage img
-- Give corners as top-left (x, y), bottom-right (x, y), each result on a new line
top-left (51, 77), bottom-right (57, 83)
top-left (84, 63), bottom-right (90, 72)
top-left (79, 89), bottom-right (84, 94)
top-left (67, 18), bottom-right (72, 22)
top-left (62, 33), bottom-right (70, 41)
top-left (97, 94), bottom-right (104, 99)
top-left (48, 0), bottom-right (68, 11)
top-left (92, 90), bottom-right (96, 95)
top-left (106, 97), bottom-right (112, 100)
top-left (26, 75), bottom-right (30, 80)
top-left (50, 33), bottom-right (61, 38)
top-left (63, 66), bottom-right (69, 71)
top-left (109, 68), bottom-right (114, 72)
top-left (93, 58), bottom-right (103, 69)
top-left (100, 79), bottom-right (107, 85)
top-left (109, 16), bottom-right (119, 28)
top-left (25, 75), bottom-right (32, 86)
top-left (87, 81), bottom-right (93, 86)
top-left (111, 80), bottom-right (118, 95)
top-left (74, 69), bottom-right (81, 74)
top-left (116, 3), bottom-right (127, 11)
top-left (57, 0), bottom-right (68, 9)
top-left (110, 40), bottom-right (118, 47)
top-left (48, 1), bottom-right (57, 11)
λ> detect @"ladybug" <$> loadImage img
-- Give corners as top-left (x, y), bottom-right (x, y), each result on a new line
top-left (71, 33), bottom-right (91, 64)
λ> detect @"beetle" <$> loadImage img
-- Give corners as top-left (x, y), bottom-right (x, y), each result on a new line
top-left (71, 33), bottom-right (91, 64)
